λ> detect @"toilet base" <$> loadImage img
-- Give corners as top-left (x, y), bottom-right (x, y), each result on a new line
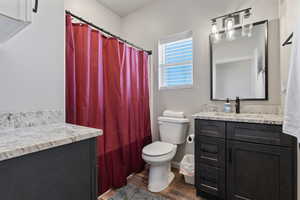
top-left (148, 162), bottom-right (175, 192)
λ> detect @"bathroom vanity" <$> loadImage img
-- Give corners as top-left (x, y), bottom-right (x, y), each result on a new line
top-left (193, 112), bottom-right (297, 200)
top-left (0, 113), bottom-right (102, 200)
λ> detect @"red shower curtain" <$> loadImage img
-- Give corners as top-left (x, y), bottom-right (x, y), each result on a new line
top-left (65, 15), bottom-right (152, 194)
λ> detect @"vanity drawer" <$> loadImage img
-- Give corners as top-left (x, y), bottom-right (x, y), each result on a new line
top-left (195, 136), bottom-right (225, 168)
top-left (195, 119), bottom-right (226, 139)
top-left (196, 163), bottom-right (225, 199)
top-left (227, 122), bottom-right (294, 147)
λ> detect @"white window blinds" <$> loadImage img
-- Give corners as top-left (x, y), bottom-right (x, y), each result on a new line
top-left (159, 31), bottom-right (193, 89)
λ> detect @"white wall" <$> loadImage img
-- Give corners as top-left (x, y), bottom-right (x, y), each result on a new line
top-left (64, 0), bottom-right (122, 35)
top-left (0, 0), bottom-right (65, 112)
top-left (0, 0), bottom-right (122, 113)
top-left (121, 0), bottom-right (281, 163)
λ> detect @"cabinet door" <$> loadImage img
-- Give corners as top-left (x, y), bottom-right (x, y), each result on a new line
top-left (0, 139), bottom-right (97, 200)
top-left (195, 135), bottom-right (225, 168)
top-left (196, 163), bottom-right (225, 199)
top-left (227, 141), bottom-right (295, 200)
top-left (0, 0), bottom-right (32, 21)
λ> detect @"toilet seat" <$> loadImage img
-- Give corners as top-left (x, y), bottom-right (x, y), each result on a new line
top-left (143, 141), bottom-right (175, 157)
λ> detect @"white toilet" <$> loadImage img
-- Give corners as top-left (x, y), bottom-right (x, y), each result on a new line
top-left (142, 115), bottom-right (189, 192)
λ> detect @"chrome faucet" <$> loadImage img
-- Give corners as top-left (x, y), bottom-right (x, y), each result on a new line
top-left (235, 97), bottom-right (240, 114)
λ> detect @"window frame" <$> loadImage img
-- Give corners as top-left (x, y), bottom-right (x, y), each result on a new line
top-left (158, 31), bottom-right (194, 90)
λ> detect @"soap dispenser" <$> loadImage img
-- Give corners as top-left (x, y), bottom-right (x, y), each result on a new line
top-left (224, 98), bottom-right (232, 113)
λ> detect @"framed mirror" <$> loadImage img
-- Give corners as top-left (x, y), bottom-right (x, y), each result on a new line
top-left (210, 20), bottom-right (268, 101)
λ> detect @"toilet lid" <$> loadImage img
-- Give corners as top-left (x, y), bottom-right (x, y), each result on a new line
top-left (143, 142), bottom-right (174, 157)
top-left (158, 117), bottom-right (189, 123)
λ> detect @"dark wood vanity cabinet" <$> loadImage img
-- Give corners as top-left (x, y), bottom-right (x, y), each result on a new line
top-left (195, 119), bottom-right (297, 200)
top-left (0, 139), bottom-right (98, 200)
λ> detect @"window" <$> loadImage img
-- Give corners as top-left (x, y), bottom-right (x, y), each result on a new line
top-left (159, 31), bottom-right (193, 89)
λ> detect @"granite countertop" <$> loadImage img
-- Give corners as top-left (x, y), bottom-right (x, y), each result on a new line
top-left (193, 112), bottom-right (283, 125)
top-left (0, 123), bottom-right (102, 162)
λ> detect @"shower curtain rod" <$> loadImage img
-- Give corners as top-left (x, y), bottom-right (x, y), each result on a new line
top-left (66, 10), bottom-right (152, 55)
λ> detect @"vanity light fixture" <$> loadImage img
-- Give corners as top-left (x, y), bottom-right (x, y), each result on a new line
top-left (211, 19), bottom-right (220, 43)
top-left (225, 15), bottom-right (235, 40)
top-left (210, 8), bottom-right (252, 41)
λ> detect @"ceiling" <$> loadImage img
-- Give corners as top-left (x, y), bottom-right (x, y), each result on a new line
top-left (97, 0), bottom-right (156, 17)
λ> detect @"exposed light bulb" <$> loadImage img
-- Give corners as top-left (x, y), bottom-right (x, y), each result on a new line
top-left (227, 30), bottom-right (235, 40)
top-left (227, 20), bottom-right (233, 30)
top-left (212, 24), bottom-right (218, 34)
top-left (226, 17), bottom-right (234, 31)
top-left (242, 24), bottom-right (253, 37)
top-left (214, 33), bottom-right (220, 40)
top-left (225, 16), bottom-right (235, 40)
top-left (211, 20), bottom-right (218, 34)
top-left (212, 32), bottom-right (220, 43)
top-left (211, 19), bottom-right (220, 43)
top-left (242, 9), bottom-right (253, 37)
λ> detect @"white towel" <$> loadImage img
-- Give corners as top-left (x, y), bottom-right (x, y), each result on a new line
top-left (283, 14), bottom-right (300, 142)
top-left (163, 110), bottom-right (185, 118)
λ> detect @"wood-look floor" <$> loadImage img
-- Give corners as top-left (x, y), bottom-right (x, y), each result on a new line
top-left (99, 168), bottom-right (205, 200)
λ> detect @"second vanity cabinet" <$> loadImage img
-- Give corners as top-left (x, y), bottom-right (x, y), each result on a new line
top-left (195, 119), bottom-right (297, 200)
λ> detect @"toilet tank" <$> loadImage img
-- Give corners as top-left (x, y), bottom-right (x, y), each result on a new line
top-left (158, 117), bottom-right (190, 144)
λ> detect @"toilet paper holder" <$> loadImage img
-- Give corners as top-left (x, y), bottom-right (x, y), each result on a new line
top-left (187, 134), bottom-right (195, 144)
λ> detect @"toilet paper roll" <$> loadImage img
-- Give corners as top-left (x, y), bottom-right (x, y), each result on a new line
top-left (186, 134), bottom-right (195, 144)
